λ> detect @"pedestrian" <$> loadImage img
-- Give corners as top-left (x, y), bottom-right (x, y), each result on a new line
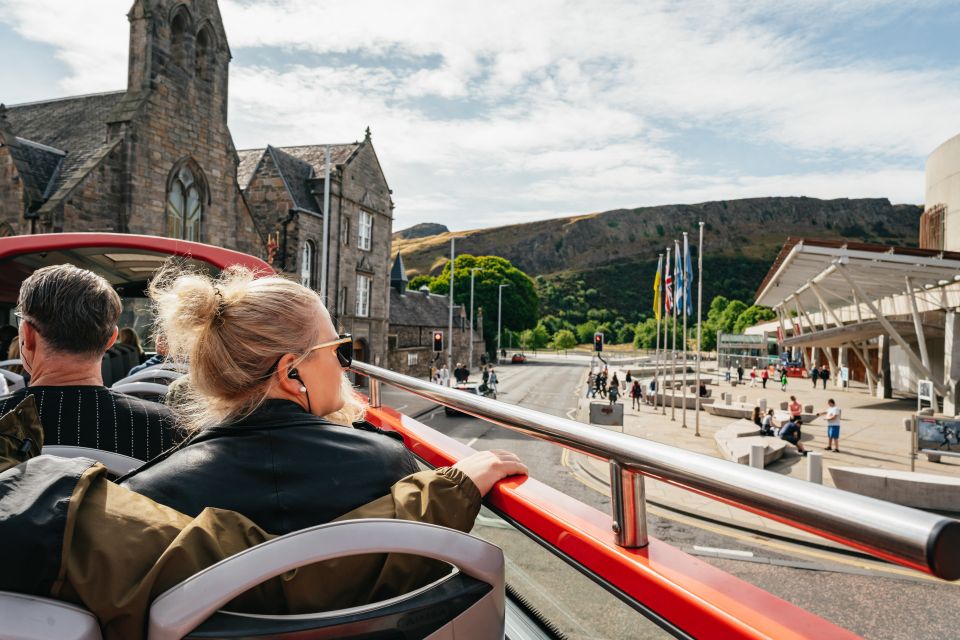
top-left (488, 368), bottom-right (499, 395)
top-left (454, 362), bottom-right (470, 384)
top-left (597, 371), bottom-right (607, 398)
top-left (608, 381), bottom-right (620, 405)
top-left (820, 366), bottom-right (830, 389)
top-left (430, 364), bottom-right (437, 383)
top-left (761, 368), bottom-right (769, 389)
top-left (780, 368), bottom-right (788, 392)
top-left (440, 364), bottom-right (450, 387)
top-left (625, 371), bottom-right (632, 385)
top-left (611, 372), bottom-right (620, 391)
top-left (736, 365), bottom-right (744, 384)
top-left (788, 395), bottom-right (802, 420)
top-left (778, 416), bottom-right (808, 455)
top-left (480, 352), bottom-right (488, 366)
top-left (586, 372), bottom-right (596, 398)
top-left (760, 408), bottom-right (778, 436)
top-left (818, 398), bottom-right (842, 452)
top-left (749, 367), bottom-right (757, 388)
top-left (751, 406), bottom-right (762, 428)
top-left (810, 365), bottom-right (819, 389)
top-left (630, 380), bottom-right (642, 410)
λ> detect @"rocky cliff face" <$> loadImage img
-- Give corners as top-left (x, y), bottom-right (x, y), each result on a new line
top-left (393, 197), bottom-right (921, 319)
top-left (393, 222), bottom-right (449, 240)
top-left (395, 197), bottom-right (920, 276)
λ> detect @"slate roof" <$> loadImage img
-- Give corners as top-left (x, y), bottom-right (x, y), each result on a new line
top-left (390, 251), bottom-right (408, 286)
top-left (237, 143), bottom-right (362, 208)
top-left (4, 137), bottom-right (64, 207)
top-left (390, 287), bottom-right (463, 327)
top-left (4, 91), bottom-right (125, 211)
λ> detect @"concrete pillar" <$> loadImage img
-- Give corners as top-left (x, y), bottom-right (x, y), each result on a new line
top-left (837, 346), bottom-right (848, 388)
top-left (807, 452), bottom-right (823, 484)
top-left (750, 444), bottom-right (765, 469)
top-left (944, 310), bottom-right (960, 416)
top-left (876, 335), bottom-right (892, 399)
top-left (758, 398), bottom-right (767, 413)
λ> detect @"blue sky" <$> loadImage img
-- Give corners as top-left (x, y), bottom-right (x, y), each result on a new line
top-left (1, 0), bottom-right (958, 232)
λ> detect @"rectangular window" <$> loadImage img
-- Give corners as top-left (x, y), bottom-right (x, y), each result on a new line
top-left (339, 286), bottom-right (347, 317)
top-left (358, 211), bottom-right (372, 251)
top-left (407, 352), bottom-right (418, 366)
top-left (356, 275), bottom-right (370, 317)
top-left (341, 217), bottom-right (351, 246)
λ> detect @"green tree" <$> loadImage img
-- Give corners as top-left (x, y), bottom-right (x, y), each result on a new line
top-left (407, 274), bottom-right (432, 290)
top-left (575, 320), bottom-right (598, 344)
top-left (429, 254), bottom-right (539, 354)
top-left (553, 329), bottom-right (577, 351)
top-left (617, 323), bottom-right (635, 345)
top-left (717, 300), bottom-right (748, 335)
top-left (733, 305), bottom-right (776, 334)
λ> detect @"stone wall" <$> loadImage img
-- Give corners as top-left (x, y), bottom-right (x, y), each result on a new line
top-left (0, 145), bottom-right (28, 234)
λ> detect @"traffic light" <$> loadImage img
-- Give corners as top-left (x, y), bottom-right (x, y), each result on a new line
top-left (433, 331), bottom-right (444, 352)
top-left (593, 332), bottom-right (604, 352)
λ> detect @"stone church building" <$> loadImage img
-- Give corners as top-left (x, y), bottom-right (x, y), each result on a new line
top-left (0, 0), bottom-right (393, 365)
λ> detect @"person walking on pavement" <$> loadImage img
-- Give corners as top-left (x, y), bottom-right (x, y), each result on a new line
top-left (819, 399), bottom-right (842, 452)
top-left (625, 371), bottom-right (632, 386)
top-left (586, 372), bottom-right (596, 398)
top-left (736, 365), bottom-right (744, 384)
top-left (820, 366), bottom-right (830, 389)
top-left (439, 364), bottom-right (450, 387)
top-left (488, 368), bottom-right (499, 395)
top-left (630, 380), bottom-right (643, 410)
top-left (611, 372), bottom-right (620, 392)
top-left (810, 365), bottom-right (819, 389)
top-left (608, 381), bottom-right (620, 405)
top-left (749, 367), bottom-right (757, 388)
top-left (780, 368), bottom-right (788, 392)
top-left (761, 368), bottom-right (769, 389)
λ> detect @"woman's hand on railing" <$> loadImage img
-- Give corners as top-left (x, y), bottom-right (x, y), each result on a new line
top-left (453, 449), bottom-right (528, 496)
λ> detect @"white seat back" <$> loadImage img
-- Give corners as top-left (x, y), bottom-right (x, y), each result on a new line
top-left (149, 518), bottom-right (504, 640)
top-left (42, 446), bottom-right (144, 476)
top-left (111, 382), bottom-right (169, 401)
top-left (113, 369), bottom-right (182, 387)
top-left (0, 368), bottom-right (25, 393)
top-left (0, 591), bottom-right (102, 640)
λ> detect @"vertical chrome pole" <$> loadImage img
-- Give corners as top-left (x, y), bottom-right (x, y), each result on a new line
top-left (609, 460), bottom-right (648, 548)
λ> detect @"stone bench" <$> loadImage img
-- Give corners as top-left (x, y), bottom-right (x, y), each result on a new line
top-left (921, 449), bottom-right (960, 463)
top-left (829, 466), bottom-right (960, 511)
top-left (714, 419), bottom-right (794, 466)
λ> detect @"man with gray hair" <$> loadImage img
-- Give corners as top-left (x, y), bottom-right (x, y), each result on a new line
top-left (0, 264), bottom-right (176, 460)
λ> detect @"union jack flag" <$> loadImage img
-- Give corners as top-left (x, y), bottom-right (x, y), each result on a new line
top-left (664, 246), bottom-right (674, 315)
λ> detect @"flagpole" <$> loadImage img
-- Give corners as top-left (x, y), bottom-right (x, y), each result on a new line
top-left (682, 232), bottom-right (689, 429)
top-left (653, 253), bottom-right (662, 412)
top-left (661, 252), bottom-right (668, 415)
top-left (670, 242), bottom-right (677, 422)
top-left (695, 222), bottom-right (704, 437)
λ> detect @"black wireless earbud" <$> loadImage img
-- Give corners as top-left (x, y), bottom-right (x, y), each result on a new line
top-left (288, 368), bottom-right (300, 380)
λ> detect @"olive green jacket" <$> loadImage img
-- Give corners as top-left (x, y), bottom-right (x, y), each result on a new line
top-left (0, 397), bottom-right (481, 639)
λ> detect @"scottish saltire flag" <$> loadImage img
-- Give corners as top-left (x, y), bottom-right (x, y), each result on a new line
top-left (664, 247), bottom-right (674, 315)
top-left (653, 254), bottom-right (663, 321)
top-left (674, 239), bottom-right (682, 316)
top-left (683, 233), bottom-right (693, 316)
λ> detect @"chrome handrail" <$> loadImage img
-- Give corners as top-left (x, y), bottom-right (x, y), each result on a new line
top-left (352, 361), bottom-right (960, 581)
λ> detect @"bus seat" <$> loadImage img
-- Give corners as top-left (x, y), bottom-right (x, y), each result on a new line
top-left (113, 343), bottom-right (140, 377)
top-left (111, 382), bottom-right (169, 404)
top-left (42, 445), bottom-right (144, 476)
top-left (149, 519), bottom-right (505, 640)
top-left (0, 368), bottom-right (25, 393)
top-left (0, 358), bottom-right (22, 370)
top-left (113, 368), bottom-right (182, 388)
top-left (105, 347), bottom-right (126, 387)
top-left (0, 591), bottom-right (102, 640)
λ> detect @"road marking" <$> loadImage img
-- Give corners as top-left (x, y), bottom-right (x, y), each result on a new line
top-left (693, 546), bottom-right (755, 558)
top-left (466, 436), bottom-right (480, 448)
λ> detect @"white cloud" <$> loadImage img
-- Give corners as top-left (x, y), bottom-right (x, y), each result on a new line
top-left (1, 0), bottom-right (956, 230)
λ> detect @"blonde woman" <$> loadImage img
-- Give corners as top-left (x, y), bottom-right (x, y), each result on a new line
top-left (121, 266), bottom-right (525, 534)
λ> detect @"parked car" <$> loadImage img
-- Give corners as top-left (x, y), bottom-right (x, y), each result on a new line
top-left (511, 353), bottom-right (527, 364)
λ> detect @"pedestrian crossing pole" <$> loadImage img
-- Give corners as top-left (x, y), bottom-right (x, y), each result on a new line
top-left (695, 222), bottom-right (704, 437)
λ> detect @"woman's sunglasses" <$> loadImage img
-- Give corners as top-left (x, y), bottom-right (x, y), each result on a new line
top-left (306, 334), bottom-right (354, 369)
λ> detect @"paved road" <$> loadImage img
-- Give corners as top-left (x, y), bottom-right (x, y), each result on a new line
top-left (390, 357), bottom-right (958, 640)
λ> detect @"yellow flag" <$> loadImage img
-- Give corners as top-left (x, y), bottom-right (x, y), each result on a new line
top-left (653, 255), bottom-right (662, 321)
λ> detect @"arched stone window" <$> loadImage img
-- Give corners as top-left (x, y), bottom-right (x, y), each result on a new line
top-left (166, 160), bottom-right (206, 241)
top-left (195, 24), bottom-right (213, 79)
top-left (300, 240), bottom-right (316, 289)
top-left (170, 6), bottom-right (191, 70)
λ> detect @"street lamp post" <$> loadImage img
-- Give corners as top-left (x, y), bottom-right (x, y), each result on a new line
top-left (447, 237), bottom-right (456, 386)
top-left (469, 267), bottom-right (481, 373)
top-left (498, 283), bottom-right (510, 362)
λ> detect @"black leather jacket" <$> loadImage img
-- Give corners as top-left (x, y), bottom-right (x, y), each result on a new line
top-left (120, 400), bottom-right (420, 534)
